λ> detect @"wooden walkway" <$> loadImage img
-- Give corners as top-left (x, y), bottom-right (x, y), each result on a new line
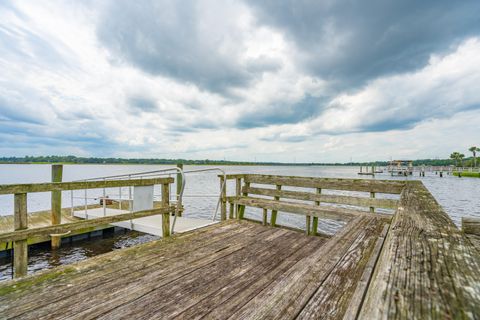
top-left (0, 216), bottom-right (388, 319)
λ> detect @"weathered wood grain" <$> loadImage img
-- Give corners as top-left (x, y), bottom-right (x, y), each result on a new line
top-left (462, 217), bottom-right (480, 235)
top-left (50, 164), bottom-right (63, 249)
top-left (243, 186), bottom-right (399, 209)
top-left (0, 206), bottom-right (174, 243)
top-left (359, 181), bottom-right (480, 319)
top-left (228, 196), bottom-right (365, 221)
top-left (243, 174), bottom-right (405, 194)
top-left (0, 177), bottom-right (173, 195)
top-left (13, 193), bottom-right (28, 278)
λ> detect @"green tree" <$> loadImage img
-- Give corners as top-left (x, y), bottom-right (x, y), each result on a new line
top-left (469, 146), bottom-right (479, 167)
top-left (450, 152), bottom-right (461, 166)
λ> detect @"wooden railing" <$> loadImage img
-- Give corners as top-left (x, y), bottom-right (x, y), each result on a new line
top-left (0, 177), bottom-right (174, 278)
top-left (220, 174), bottom-right (404, 235)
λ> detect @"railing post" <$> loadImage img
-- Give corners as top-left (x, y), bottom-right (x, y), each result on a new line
top-left (235, 178), bottom-right (242, 218)
top-left (238, 181), bottom-right (249, 220)
top-left (370, 192), bottom-right (375, 213)
top-left (220, 176), bottom-right (227, 221)
top-left (306, 215), bottom-right (311, 235)
top-left (311, 188), bottom-right (321, 236)
top-left (14, 193), bottom-right (28, 278)
top-left (176, 163), bottom-right (183, 217)
top-left (263, 208), bottom-right (268, 226)
top-left (271, 185), bottom-right (281, 227)
top-left (51, 164), bottom-right (63, 249)
top-left (162, 183), bottom-right (170, 238)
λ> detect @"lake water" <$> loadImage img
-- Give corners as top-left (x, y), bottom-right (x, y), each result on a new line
top-left (1, 164), bottom-right (479, 280)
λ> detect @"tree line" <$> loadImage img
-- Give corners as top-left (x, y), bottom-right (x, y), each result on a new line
top-left (450, 146), bottom-right (479, 167)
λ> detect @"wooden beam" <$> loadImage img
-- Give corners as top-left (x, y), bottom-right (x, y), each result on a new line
top-left (359, 181), bottom-right (480, 319)
top-left (229, 196), bottom-right (369, 222)
top-left (243, 186), bottom-right (399, 209)
top-left (235, 178), bottom-right (242, 218)
top-left (51, 164), bottom-right (63, 249)
top-left (243, 174), bottom-right (405, 194)
top-left (270, 185), bottom-right (281, 227)
top-left (0, 206), bottom-right (174, 243)
top-left (462, 217), bottom-right (480, 235)
top-left (0, 177), bottom-right (174, 195)
top-left (14, 193), bottom-right (28, 278)
top-left (220, 176), bottom-right (226, 221)
top-left (311, 188), bottom-right (321, 236)
top-left (162, 184), bottom-right (170, 238)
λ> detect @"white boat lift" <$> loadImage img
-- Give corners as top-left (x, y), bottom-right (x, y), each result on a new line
top-left (71, 167), bottom-right (226, 237)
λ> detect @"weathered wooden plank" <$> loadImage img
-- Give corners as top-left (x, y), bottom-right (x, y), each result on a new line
top-left (244, 174), bottom-right (405, 194)
top-left (462, 217), bottom-right (480, 235)
top-left (0, 222), bottom-right (261, 316)
top-left (271, 184), bottom-right (281, 227)
top-left (14, 193), bottom-right (28, 278)
top-left (243, 186), bottom-right (399, 209)
top-left (296, 218), bottom-right (387, 319)
top-left (18, 224), bottom-right (275, 319)
top-left (0, 177), bottom-right (173, 195)
top-left (359, 181), bottom-right (480, 319)
top-left (0, 206), bottom-right (173, 243)
top-left (228, 216), bottom-right (374, 319)
top-left (343, 224), bottom-right (389, 320)
top-left (51, 164), bottom-right (63, 249)
top-left (229, 196), bottom-right (366, 221)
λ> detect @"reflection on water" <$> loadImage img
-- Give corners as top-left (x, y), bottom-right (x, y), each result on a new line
top-left (0, 164), bottom-right (478, 280)
top-left (0, 228), bottom-right (158, 281)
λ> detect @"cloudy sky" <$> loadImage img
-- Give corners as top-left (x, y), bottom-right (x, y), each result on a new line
top-left (1, 0), bottom-right (480, 162)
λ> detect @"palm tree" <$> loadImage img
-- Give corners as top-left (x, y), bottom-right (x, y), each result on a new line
top-left (469, 146), bottom-right (479, 167)
top-left (450, 152), bottom-right (460, 166)
top-left (459, 153), bottom-right (465, 167)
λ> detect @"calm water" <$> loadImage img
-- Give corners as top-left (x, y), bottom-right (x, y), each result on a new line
top-left (0, 164), bottom-right (479, 280)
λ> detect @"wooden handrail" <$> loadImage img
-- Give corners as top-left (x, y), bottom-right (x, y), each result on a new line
top-left (0, 177), bottom-right (174, 195)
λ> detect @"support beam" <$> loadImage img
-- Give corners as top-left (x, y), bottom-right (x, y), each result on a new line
top-left (51, 164), bottom-right (63, 249)
top-left (14, 193), bottom-right (28, 278)
top-left (162, 183), bottom-right (170, 238)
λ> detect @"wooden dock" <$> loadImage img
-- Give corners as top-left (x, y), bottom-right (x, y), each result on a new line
top-left (0, 173), bottom-right (479, 319)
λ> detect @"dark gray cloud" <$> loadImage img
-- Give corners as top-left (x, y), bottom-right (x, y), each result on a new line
top-left (128, 96), bottom-right (158, 113)
top-left (248, 0), bottom-right (480, 88)
top-left (236, 95), bottom-right (321, 128)
top-left (97, 0), bottom-right (278, 94)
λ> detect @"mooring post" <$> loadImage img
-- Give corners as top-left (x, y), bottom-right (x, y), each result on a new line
top-left (176, 163), bottom-right (183, 217)
top-left (51, 164), bottom-right (63, 249)
top-left (14, 193), bottom-right (28, 278)
top-left (220, 176), bottom-right (227, 221)
top-left (162, 183), bottom-right (170, 237)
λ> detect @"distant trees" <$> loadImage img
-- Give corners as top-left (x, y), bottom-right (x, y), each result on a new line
top-left (469, 146), bottom-right (479, 167)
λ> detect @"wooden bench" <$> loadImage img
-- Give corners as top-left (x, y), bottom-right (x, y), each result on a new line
top-left (223, 174), bottom-right (404, 235)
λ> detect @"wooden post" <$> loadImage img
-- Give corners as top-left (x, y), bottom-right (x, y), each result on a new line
top-left (162, 183), bottom-right (170, 238)
top-left (235, 178), bottom-right (242, 218)
top-left (176, 163), bottom-right (183, 217)
top-left (311, 188), bottom-right (320, 236)
top-left (51, 164), bottom-right (63, 249)
top-left (229, 202), bottom-right (234, 219)
top-left (370, 192), bottom-right (375, 213)
top-left (14, 193), bottom-right (28, 278)
top-left (238, 181), bottom-right (249, 220)
top-left (262, 208), bottom-right (268, 226)
top-left (306, 215), bottom-right (311, 235)
top-left (220, 176), bottom-right (227, 221)
top-left (271, 185), bottom-right (281, 227)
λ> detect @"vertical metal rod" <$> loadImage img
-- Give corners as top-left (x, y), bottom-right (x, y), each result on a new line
top-left (70, 190), bottom-right (74, 216)
top-left (84, 182), bottom-right (88, 220)
top-left (103, 178), bottom-right (106, 217)
top-left (128, 175), bottom-right (132, 213)
top-left (119, 187), bottom-right (122, 210)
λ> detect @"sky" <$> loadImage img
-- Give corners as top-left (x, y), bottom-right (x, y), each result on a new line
top-left (1, 0), bottom-right (480, 163)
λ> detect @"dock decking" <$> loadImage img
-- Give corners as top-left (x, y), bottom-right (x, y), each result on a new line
top-left (1, 173), bottom-right (479, 319)
top-left (0, 216), bottom-right (388, 320)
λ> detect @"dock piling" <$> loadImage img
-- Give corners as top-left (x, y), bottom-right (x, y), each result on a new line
top-left (51, 164), bottom-right (63, 249)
